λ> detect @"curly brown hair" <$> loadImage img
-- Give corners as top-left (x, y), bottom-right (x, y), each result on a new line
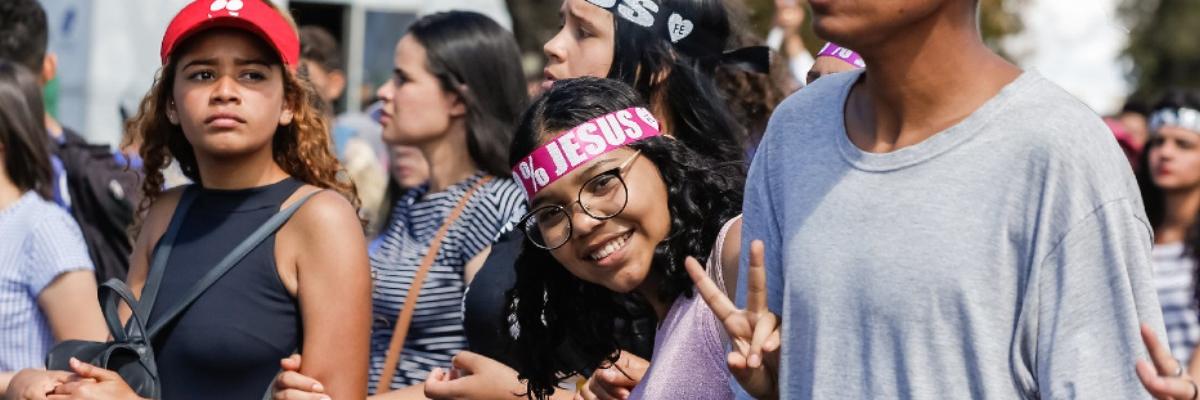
top-left (712, 25), bottom-right (794, 150)
top-left (122, 5), bottom-right (358, 236)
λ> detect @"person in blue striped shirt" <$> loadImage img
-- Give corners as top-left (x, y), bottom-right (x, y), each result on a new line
top-left (0, 60), bottom-right (106, 399)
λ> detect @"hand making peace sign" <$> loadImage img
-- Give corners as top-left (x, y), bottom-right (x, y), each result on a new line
top-left (1137, 323), bottom-right (1200, 400)
top-left (685, 239), bottom-right (781, 400)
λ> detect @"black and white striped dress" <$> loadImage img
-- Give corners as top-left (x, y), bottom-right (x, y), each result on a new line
top-left (367, 172), bottom-right (525, 392)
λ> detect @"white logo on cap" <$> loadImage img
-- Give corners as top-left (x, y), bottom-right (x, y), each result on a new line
top-left (210, 0), bottom-right (245, 16)
top-left (667, 13), bottom-right (693, 43)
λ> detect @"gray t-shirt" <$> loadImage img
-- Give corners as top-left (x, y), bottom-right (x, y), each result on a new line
top-left (736, 69), bottom-right (1166, 399)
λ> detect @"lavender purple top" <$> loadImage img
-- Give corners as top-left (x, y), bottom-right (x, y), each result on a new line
top-left (629, 215), bottom-right (740, 400)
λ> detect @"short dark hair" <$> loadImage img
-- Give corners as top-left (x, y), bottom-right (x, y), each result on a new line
top-left (1122, 97), bottom-right (1153, 118)
top-left (0, 59), bottom-right (52, 200)
top-left (298, 25), bottom-right (342, 72)
top-left (0, 0), bottom-right (49, 74)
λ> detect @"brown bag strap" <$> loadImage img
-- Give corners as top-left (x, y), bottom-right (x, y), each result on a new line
top-left (375, 175), bottom-right (494, 393)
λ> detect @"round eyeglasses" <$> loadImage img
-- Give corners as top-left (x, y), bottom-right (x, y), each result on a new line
top-left (518, 150), bottom-right (641, 250)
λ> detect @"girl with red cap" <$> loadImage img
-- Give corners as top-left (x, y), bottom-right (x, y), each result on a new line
top-left (9, 1), bottom-right (371, 399)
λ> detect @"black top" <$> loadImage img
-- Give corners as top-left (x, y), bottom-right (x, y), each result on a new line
top-left (147, 178), bottom-right (304, 399)
top-left (463, 229), bottom-right (523, 366)
top-left (55, 127), bottom-right (140, 283)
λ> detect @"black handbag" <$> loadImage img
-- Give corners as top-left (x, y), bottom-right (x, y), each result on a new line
top-left (46, 186), bottom-right (321, 399)
top-left (47, 279), bottom-right (161, 397)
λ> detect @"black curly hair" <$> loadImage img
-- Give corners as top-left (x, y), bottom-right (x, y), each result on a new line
top-left (505, 77), bottom-right (745, 399)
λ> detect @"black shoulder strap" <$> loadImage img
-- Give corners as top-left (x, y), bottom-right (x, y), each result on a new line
top-left (146, 189), bottom-right (324, 337)
top-left (138, 186), bottom-right (199, 318)
top-left (100, 279), bottom-right (152, 343)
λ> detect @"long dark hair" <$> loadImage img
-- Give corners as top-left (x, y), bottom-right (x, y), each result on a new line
top-left (0, 59), bottom-right (52, 200)
top-left (605, 0), bottom-right (746, 165)
top-left (1138, 88), bottom-right (1200, 306)
top-left (506, 77), bottom-right (745, 399)
top-left (408, 11), bottom-right (528, 177)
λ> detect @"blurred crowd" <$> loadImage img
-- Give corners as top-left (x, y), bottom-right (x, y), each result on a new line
top-left (2, 0), bottom-right (1199, 399)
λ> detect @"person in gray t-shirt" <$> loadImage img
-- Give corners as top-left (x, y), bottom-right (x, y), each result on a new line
top-left (715, 0), bottom-right (1170, 398)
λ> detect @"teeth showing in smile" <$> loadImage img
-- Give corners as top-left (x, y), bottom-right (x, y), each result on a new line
top-left (590, 232), bottom-right (631, 261)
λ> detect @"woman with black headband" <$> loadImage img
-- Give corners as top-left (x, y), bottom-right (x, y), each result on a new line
top-left (1136, 90), bottom-right (1200, 400)
top-left (268, 0), bottom-right (768, 399)
top-left (539, 0), bottom-right (768, 165)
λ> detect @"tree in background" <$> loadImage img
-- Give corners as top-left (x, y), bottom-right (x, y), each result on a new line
top-left (1121, 0), bottom-right (1200, 100)
top-left (979, 0), bottom-right (1025, 56)
top-left (505, 0), bottom-right (560, 78)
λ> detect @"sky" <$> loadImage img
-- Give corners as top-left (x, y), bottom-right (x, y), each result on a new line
top-left (1009, 0), bottom-right (1133, 115)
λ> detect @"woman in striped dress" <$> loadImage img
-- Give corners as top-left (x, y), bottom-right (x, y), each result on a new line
top-left (360, 11), bottom-right (528, 396)
top-left (1136, 90), bottom-right (1200, 400)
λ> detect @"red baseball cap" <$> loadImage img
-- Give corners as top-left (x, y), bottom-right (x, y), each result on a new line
top-left (160, 0), bottom-right (300, 71)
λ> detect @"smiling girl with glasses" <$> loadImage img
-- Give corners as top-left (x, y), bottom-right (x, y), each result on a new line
top-left (519, 149), bottom-right (640, 250)
top-left (502, 77), bottom-right (776, 400)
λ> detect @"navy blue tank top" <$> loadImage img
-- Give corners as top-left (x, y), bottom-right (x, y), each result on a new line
top-left (147, 178), bottom-right (304, 399)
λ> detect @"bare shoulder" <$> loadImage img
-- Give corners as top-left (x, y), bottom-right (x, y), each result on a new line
top-left (128, 186), bottom-right (189, 287)
top-left (720, 217), bottom-right (743, 272)
top-left (718, 217), bottom-right (743, 296)
top-left (137, 186), bottom-right (188, 248)
top-left (273, 186), bottom-right (366, 296)
top-left (284, 186), bottom-right (363, 239)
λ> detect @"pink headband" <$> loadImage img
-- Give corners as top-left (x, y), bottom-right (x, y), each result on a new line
top-left (512, 107), bottom-right (662, 199)
top-left (817, 43), bottom-right (865, 69)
